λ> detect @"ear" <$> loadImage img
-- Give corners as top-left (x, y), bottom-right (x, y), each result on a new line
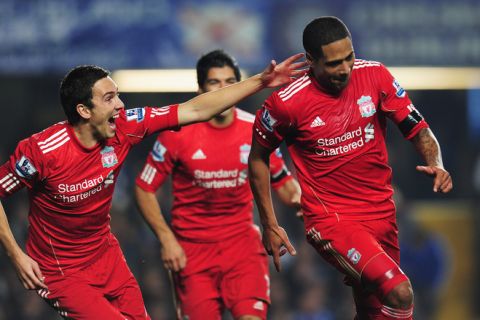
top-left (197, 86), bottom-right (204, 95)
top-left (76, 104), bottom-right (92, 120)
top-left (305, 52), bottom-right (315, 65)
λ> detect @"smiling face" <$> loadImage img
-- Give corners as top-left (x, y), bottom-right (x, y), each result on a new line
top-left (308, 37), bottom-right (355, 94)
top-left (83, 76), bottom-right (124, 141)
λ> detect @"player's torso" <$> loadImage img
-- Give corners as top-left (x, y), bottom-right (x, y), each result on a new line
top-left (276, 66), bottom-right (395, 220)
top-left (33, 125), bottom-right (130, 232)
top-left (286, 69), bottom-right (387, 171)
top-left (173, 116), bottom-right (253, 205)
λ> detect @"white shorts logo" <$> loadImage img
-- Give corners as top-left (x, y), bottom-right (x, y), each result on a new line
top-left (253, 300), bottom-right (264, 311)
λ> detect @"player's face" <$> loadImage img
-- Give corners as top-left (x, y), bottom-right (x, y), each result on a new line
top-left (199, 66), bottom-right (238, 118)
top-left (89, 76), bottom-right (124, 140)
top-left (309, 37), bottom-right (355, 94)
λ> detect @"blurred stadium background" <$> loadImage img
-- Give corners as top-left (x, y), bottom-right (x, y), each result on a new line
top-left (0, 1), bottom-right (479, 319)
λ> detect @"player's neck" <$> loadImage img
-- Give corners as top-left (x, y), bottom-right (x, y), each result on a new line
top-left (209, 108), bottom-right (235, 128)
top-left (72, 123), bottom-right (101, 149)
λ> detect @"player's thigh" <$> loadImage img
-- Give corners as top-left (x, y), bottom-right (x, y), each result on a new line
top-left (231, 299), bottom-right (267, 320)
top-left (38, 281), bottom-right (127, 320)
top-left (109, 275), bottom-right (150, 320)
top-left (176, 271), bottom-right (223, 320)
top-left (307, 219), bottom-right (407, 296)
top-left (222, 230), bottom-right (269, 319)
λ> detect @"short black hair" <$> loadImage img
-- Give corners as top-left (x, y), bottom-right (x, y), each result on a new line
top-left (60, 65), bottom-right (110, 125)
top-left (303, 16), bottom-right (352, 60)
top-left (196, 49), bottom-right (241, 88)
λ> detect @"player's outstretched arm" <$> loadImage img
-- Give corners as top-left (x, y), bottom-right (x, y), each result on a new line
top-left (0, 201), bottom-right (47, 290)
top-left (248, 139), bottom-right (296, 272)
top-left (134, 185), bottom-right (186, 272)
top-left (411, 128), bottom-right (453, 193)
top-left (177, 53), bottom-right (307, 126)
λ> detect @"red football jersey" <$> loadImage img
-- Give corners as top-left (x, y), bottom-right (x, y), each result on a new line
top-left (253, 60), bottom-right (429, 228)
top-left (0, 105), bottom-right (178, 275)
top-left (136, 108), bottom-right (292, 242)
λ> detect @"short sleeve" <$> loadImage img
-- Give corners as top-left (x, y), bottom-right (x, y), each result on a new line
top-left (135, 131), bottom-right (178, 192)
top-left (377, 65), bottom-right (429, 139)
top-left (253, 93), bottom-right (292, 150)
top-left (117, 105), bottom-right (179, 145)
top-left (0, 137), bottom-right (46, 197)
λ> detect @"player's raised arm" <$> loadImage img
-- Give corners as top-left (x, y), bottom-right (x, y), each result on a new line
top-left (177, 53), bottom-right (307, 126)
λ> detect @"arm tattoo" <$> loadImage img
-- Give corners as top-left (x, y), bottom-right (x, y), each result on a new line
top-left (411, 128), bottom-right (443, 167)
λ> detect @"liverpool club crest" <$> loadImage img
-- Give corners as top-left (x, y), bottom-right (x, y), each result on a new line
top-left (347, 248), bottom-right (362, 265)
top-left (357, 95), bottom-right (376, 118)
top-left (100, 146), bottom-right (118, 168)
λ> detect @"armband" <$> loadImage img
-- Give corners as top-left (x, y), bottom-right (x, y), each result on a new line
top-left (270, 166), bottom-right (289, 183)
top-left (397, 109), bottom-right (424, 136)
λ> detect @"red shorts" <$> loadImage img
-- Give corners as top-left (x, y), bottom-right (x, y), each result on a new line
top-left (306, 215), bottom-right (408, 298)
top-left (37, 237), bottom-right (150, 320)
top-left (175, 225), bottom-right (269, 320)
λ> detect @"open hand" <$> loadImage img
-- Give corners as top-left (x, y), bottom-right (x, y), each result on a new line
top-left (260, 53), bottom-right (308, 88)
top-left (12, 250), bottom-right (47, 290)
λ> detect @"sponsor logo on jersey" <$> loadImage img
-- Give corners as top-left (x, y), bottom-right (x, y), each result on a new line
top-left (310, 116), bottom-right (326, 127)
top-left (15, 156), bottom-right (37, 179)
top-left (238, 169), bottom-right (248, 185)
top-left (191, 149), bottom-right (207, 160)
top-left (315, 123), bottom-right (376, 157)
top-left (55, 172), bottom-right (119, 203)
top-left (104, 170), bottom-right (115, 187)
top-left (126, 108), bottom-right (145, 122)
top-left (152, 141), bottom-right (167, 162)
top-left (239, 144), bottom-right (251, 164)
top-left (261, 108), bottom-right (277, 132)
top-left (347, 248), bottom-right (362, 264)
top-left (364, 123), bottom-right (374, 142)
top-left (393, 79), bottom-right (406, 98)
top-left (193, 169), bottom-right (244, 188)
top-left (315, 127), bottom-right (363, 156)
top-left (357, 95), bottom-right (376, 118)
top-left (100, 146), bottom-right (118, 168)
top-left (57, 175), bottom-right (104, 193)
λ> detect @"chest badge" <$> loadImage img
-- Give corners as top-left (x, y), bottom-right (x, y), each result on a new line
top-left (357, 95), bottom-right (376, 118)
top-left (100, 146), bottom-right (118, 168)
top-left (239, 144), bottom-right (251, 164)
